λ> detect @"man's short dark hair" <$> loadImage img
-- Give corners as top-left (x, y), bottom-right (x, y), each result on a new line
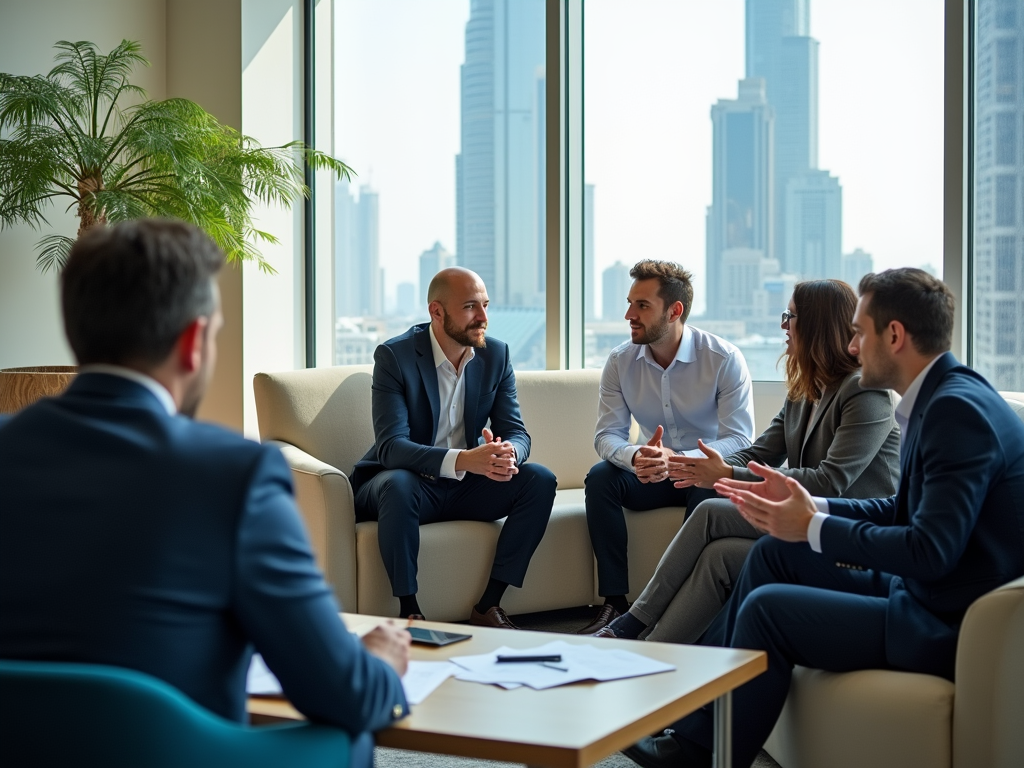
top-left (629, 260), bottom-right (694, 323)
top-left (858, 268), bottom-right (955, 355)
top-left (61, 219), bottom-right (225, 366)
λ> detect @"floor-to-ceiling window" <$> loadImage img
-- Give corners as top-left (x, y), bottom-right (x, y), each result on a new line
top-left (582, 0), bottom-right (945, 378)
top-left (973, 0), bottom-right (1024, 391)
top-left (330, 0), bottom-right (547, 369)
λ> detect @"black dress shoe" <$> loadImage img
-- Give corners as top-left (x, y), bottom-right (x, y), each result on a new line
top-left (576, 604), bottom-right (620, 634)
top-left (622, 731), bottom-right (711, 768)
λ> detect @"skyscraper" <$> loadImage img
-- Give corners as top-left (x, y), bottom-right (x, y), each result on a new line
top-left (456, 0), bottom-right (545, 309)
top-left (785, 169), bottom-right (841, 279)
top-left (602, 261), bottom-right (631, 322)
top-left (974, 0), bottom-right (1024, 390)
top-left (706, 78), bottom-right (775, 318)
top-left (841, 247), bottom-right (873, 289)
top-left (418, 241), bottom-right (455, 305)
top-left (746, 0), bottom-right (819, 272)
top-left (335, 180), bottom-right (381, 319)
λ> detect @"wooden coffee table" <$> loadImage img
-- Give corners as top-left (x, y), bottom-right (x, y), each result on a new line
top-left (249, 614), bottom-right (765, 768)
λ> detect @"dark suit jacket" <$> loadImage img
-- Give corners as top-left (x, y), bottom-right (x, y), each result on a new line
top-left (825, 353), bottom-right (1024, 679)
top-left (352, 323), bottom-right (531, 491)
top-left (728, 370), bottom-right (900, 498)
top-left (0, 373), bottom-right (406, 752)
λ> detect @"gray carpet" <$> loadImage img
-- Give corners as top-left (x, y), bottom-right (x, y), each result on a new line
top-left (373, 606), bottom-right (781, 768)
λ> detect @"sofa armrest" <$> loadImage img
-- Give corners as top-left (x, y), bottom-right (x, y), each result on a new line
top-left (269, 440), bottom-right (358, 612)
top-left (953, 574), bottom-right (1024, 768)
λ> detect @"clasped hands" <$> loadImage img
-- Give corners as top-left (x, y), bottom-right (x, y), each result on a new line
top-left (633, 430), bottom-right (731, 487)
top-left (455, 427), bottom-right (518, 482)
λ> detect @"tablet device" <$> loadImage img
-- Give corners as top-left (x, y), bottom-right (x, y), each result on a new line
top-left (406, 628), bottom-right (472, 647)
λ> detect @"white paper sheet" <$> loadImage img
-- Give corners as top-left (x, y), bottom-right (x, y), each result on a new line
top-left (401, 660), bottom-right (459, 705)
top-left (245, 653), bottom-right (457, 706)
top-left (246, 653), bottom-right (283, 695)
top-left (449, 639), bottom-right (674, 690)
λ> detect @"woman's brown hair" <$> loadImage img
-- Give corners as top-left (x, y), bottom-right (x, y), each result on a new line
top-left (785, 279), bottom-right (860, 403)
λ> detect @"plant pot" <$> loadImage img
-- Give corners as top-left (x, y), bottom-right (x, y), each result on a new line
top-left (0, 366), bottom-right (78, 414)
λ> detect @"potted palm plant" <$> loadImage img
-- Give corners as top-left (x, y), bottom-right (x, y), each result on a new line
top-left (0, 39), bottom-right (351, 412)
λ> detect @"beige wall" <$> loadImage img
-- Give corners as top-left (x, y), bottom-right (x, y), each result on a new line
top-left (0, 0), bottom-right (305, 436)
top-left (0, 0), bottom-right (167, 371)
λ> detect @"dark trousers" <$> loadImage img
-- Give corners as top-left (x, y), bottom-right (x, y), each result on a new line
top-left (584, 460), bottom-right (718, 596)
top-left (669, 536), bottom-right (894, 768)
top-left (354, 464), bottom-right (556, 597)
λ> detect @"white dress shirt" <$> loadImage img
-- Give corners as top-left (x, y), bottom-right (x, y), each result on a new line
top-left (807, 355), bottom-right (942, 552)
top-left (428, 325), bottom-right (475, 480)
top-left (594, 324), bottom-right (756, 471)
top-left (78, 364), bottom-right (177, 416)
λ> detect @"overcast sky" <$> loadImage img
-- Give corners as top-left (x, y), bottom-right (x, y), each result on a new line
top-left (334, 0), bottom-right (945, 316)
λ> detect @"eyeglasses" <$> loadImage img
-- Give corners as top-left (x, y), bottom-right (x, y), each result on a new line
top-left (781, 310), bottom-right (797, 326)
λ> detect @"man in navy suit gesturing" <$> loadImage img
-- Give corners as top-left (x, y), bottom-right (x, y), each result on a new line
top-left (352, 267), bottom-right (557, 627)
top-left (0, 220), bottom-right (409, 768)
top-left (623, 268), bottom-right (1024, 768)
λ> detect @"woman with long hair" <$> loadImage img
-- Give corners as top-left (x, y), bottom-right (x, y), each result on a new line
top-left (594, 279), bottom-right (900, 642)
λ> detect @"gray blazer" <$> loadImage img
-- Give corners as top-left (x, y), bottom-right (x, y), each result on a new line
top-left (726, 370), bottom-right (900, 498)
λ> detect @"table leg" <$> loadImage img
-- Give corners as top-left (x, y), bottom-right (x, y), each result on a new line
top-left (713, 691), bottom-right (732, 768)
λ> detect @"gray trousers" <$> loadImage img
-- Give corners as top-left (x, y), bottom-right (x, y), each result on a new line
top-left (630, 498), bottom-right (763, 643)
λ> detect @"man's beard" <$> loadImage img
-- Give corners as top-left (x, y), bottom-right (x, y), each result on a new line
top-left (444, 309), bottom-right (487, 348)
top-left (858, 352), bottom-right (900, 390)
top-left (633, 314), bottom-right (670, 346)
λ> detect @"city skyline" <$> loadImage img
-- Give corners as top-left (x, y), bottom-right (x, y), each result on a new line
top-left (335, 0), bottom-right (942, 320)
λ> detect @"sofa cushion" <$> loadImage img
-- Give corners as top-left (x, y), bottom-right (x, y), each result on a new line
top-left (765, 667), bottom-right (954, 768)
top-left (254, 366), bottom-right (374, 477)
top-left (509, 369), bottom-right (604, 491)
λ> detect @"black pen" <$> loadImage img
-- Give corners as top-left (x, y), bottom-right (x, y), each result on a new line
top-left (495, 654), bottom-right (562, 663)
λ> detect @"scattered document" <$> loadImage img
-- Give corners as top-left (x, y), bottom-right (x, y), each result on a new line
top-left (402, 660), bottom-right (460, 705)
top-left (245, 653), bottom-right (456, 706)
top-left (449, 639), bottom-right (674, 690)
top-left (247, 653), bottom-right (283, 695)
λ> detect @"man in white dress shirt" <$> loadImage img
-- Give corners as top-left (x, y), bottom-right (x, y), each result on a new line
top-left (580, 260), bottom-right (755, 634)
top-left (351, 268), bottom-right (557, 628)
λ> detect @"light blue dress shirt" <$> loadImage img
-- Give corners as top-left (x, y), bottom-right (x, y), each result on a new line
top-left (594, 324), bottom-right (755, 471)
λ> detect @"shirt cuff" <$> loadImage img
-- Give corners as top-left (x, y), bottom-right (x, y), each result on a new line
top-left (807, 498), bottom-right (830, 553)
top-left (440, 449), bottom-right (466, 481)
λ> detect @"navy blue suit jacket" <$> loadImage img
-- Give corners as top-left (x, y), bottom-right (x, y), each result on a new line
top-left (351, 323), bottom-right (531, 491)
top-left (0, 373), bottom-right (406, 747)
top-left (824, 353), bottom-right (1024, 679)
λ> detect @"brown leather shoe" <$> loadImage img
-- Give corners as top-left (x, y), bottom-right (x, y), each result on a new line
top-left (591, 625), bottom-right (619, 638)
top-left (469, 606), bottom-right (520, 629)
top-left (576, 604), bottom-right (620, 634)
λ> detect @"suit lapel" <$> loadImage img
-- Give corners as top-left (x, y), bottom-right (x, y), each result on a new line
top-left (785, 398), bottom-right (813, 469)
top-left (894, 352), bottom-right (959, 521)
top-left (900, 352), bottom-right (957, 476)
top-left (414, 329), bottom-right (441, 443)
top-left (799, 385), bottom-right (839, 465)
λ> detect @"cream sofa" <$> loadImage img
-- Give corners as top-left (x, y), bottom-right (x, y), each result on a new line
top-left (252, 366), bottom-right (681, 622)
top-left (763, 392), bottom-right (1024, 768)
top-left (255, 367), bottom-right (1024, 768)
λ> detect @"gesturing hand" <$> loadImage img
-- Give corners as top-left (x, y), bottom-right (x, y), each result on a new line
top-left (455, 427), bottom-right (519, 481)
top-left (713, 463), bottom-right (814, 541)
top-left (632, 425), bottom-right (674, 483)
top-left (668, 439), bottom-right (732, 488)
top-left (361, 621), bottom-right (412, 677)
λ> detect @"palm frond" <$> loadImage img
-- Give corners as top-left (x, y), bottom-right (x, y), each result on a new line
top-left (3, 39), bottom-right (353, 271)
top-left (35, 234), bottom-right (75, 273)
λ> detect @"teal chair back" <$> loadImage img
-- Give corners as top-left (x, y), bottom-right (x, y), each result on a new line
top-left (0, 660), bottom-right (350, 768)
